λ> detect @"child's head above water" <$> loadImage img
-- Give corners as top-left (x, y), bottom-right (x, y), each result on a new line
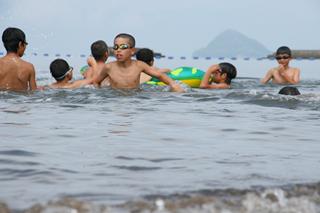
top-left (114, 33), bottom-right (136, 48)
top-left (278, 86), bottom-right (300, 96)
top-left (91, 40), bottom-right (108, 61)
top-left (276, 46), bottom-right (292, 57)
top-left (50, 59), bottom-right (73, 82)
top-left (135, 48), bottom-right (154, 66)
top-left (218, 62), bottom-right (237, 84)
top-left (2, 27), bottom-right (27, 54)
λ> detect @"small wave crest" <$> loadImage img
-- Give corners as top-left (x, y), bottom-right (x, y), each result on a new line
top-left (3, 182), bottom-right (319, 213)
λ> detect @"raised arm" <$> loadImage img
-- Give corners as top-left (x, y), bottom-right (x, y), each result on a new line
top-left (141, 62), bottom-right (184, 92)
top-left (260, 69), bottom-right (274, 84)
top-left (279, 68), bottom-right (300, 84)
top-left (88, 56), bottom-right (109, 87)
top-left (199, 64), bottom-right (225, 89)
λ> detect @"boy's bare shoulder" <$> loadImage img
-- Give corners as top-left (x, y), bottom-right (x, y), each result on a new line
top-left (107, 61), bottom-right (117, 67)
top-left (20, 59), bottom-right (35, 71)
top-left (291, 67), bottom-right (300, 72)
top-left (135, 60), bottom-right (146, 66)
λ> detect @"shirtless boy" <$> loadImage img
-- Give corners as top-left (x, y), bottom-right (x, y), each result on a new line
top-left (89, 33), bottom-right (184, 92)
top-left (135, 48), bottom-right (170, 83)
top-left (200, 62), bottom-right (237, 89)
top-left (261, 46), bottom-right (300, 84)
top-left (83, 40), bottom-right (110, 87)
top-left (48, 59), bottom-right (74, 89)
top-left (0, 27), bottom-right (37, 91)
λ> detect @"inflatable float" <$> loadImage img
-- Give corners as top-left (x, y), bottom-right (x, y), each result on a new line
top-left (146, 67), bottom-right (205, 88)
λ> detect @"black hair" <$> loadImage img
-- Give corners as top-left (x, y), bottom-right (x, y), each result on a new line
top-left (136, 48), bottom-right (154, 65)
top-left (91, 40), bottom-right (108, 61)
top-left (114, 33), bottom-right (135, 47)
top-left (278, 86), bottom-right (300, 96)
top-left (2, 27), bottom-right (27, 52)
top-left (276, 46), bottom-right (292, 56)
top-left (50, 59), bottom-right (71, 81)
top-left (219, 62), bottom-right (237, 84)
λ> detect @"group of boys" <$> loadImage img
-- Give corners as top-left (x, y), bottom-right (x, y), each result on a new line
top-left (0, 27), bottom-right (301, 95)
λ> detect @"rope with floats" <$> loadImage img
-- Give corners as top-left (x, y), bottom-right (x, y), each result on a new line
top-left (0, 51), bottom-right (319, 61)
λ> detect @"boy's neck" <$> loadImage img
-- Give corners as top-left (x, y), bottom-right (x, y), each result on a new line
top-left (96, 58), bottom-right (107, 64)
top-left (55, 78), bottom-right (71, 85)
top-left (96, 60), bottom-right (106, 64)
top-left (117, 58), bottom-right (133, 67)
top-left (6, 52), bottom-right (20, 58)
top-left (282, 64), bottom-right (290, 69)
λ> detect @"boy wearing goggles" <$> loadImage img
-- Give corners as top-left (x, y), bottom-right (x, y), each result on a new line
top-left (261, 46), bottom-right (300, 84)
top-left (88, 33), bottom-right (184, 92)
top-left (48, 59), bottom-right (74, 89)
top-left (200, 62), bottom-right (237, 89)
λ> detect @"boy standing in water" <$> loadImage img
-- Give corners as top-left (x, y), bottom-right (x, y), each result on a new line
top-left (89, 33), bottom-right (184, 92)
top-left (82, 40), bottom-right (110, 87)
top-left (136, 48), bottom-right (170, 83)
top-left (261, 46), bottom-right (300, 84)
top-left (0, 27), bottom-right (37, 91)
top-left (200, 62), bottom-right (237, 89)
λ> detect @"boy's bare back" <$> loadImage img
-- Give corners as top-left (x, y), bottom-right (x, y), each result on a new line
top-left (0, 54), bottom-right (36, 91)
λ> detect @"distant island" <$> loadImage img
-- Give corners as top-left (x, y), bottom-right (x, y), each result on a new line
top-left (193, 29), bottom-right (271, 58)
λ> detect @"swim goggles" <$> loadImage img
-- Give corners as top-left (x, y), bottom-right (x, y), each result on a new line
top-left (54, 67), bottom-right (73, 80)
top-left (113, 44), bottom-right (130, 50)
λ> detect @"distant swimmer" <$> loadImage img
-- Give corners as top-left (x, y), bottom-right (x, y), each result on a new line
top-left (135, 48), bottom-right (170, 83)
top-left (261, 46), bottom-right (300, 85)
top-left (0, 27), bottom-right (37, 91)
top-left (199, 62), bottom-right (237, 89)
top-left (87, 33), bottom-right (184, 92)
top-left (278, 86), bottom-right (301, 96)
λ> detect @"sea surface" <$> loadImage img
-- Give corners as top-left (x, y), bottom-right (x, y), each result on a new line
top-left (0, 57), bottom-right (320, 212)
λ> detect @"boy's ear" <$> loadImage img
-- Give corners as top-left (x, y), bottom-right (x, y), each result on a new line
top-left (18, 41), bottom-right (26, 50)
top-left (131, 48), bottom-right (136, 56)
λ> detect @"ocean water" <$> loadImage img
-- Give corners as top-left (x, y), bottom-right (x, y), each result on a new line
top-left (0, 57), bottom-right (320, 212)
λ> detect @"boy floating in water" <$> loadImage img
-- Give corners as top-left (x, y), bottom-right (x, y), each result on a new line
top-left (135, 48), bottom-right (170, 83)
top-left (89, 33), bottom-right (184, 92)
top-left (200, 62), bottom-right (237, 89)
top-left (261, 46), bottom-right (300, 84)
top-left (0, 27), bottom-right (37, 91)
top-left (48, 59), bottom-right (74, 89)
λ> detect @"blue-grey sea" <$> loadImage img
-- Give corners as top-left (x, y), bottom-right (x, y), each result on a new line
top-left (0, 56), bottom-right (320, 212)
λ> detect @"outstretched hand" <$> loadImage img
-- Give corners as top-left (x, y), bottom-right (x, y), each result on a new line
top-left (170, 83), bottom-right (185, 93)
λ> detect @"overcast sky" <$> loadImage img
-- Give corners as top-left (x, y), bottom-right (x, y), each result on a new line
top-left (0, 0), bottom-right (319, 56)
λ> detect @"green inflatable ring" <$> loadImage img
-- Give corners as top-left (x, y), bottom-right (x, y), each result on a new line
top-left (146, 67), bottom-right (205, 88)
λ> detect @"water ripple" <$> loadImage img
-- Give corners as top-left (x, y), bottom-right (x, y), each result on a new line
top-left (115, 156), bottom-right (184, 163)
top-left (0, 150), bottom-right (39, 157)
top-left (0, 159), bottom-right (40, 166)
top-left (112, 165), bottom-right (162, 171)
